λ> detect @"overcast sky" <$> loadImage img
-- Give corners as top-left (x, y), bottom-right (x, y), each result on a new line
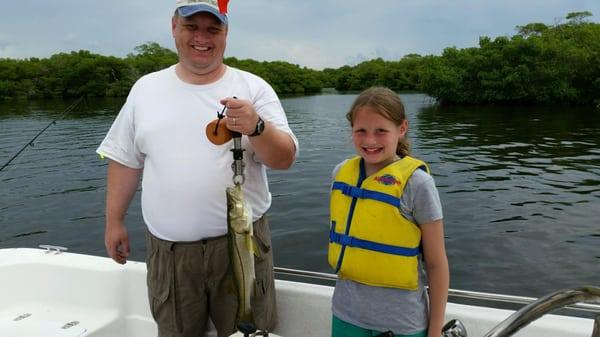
top-left (1, 1), bottom-right (599, 70)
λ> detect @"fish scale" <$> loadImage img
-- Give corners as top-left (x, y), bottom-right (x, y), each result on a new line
top-left (226, 183), bottom-right (256, 331)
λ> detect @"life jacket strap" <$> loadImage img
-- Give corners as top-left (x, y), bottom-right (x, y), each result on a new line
top-left (329, 230), bottom-right (421, 256)
top-left (332, 182), bottom-right (401, 208)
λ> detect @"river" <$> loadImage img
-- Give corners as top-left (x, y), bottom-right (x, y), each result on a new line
top-left (1, 93), bottom-right (599, 298)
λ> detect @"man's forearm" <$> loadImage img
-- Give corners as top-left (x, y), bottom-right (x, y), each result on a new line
top-left (250, 122), bottom-right (296, 169)
top-left (106, 160), bottom-right (142, 226)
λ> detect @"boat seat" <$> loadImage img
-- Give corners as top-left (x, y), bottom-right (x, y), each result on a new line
top-left (0, 312), bottom-right (86, 337)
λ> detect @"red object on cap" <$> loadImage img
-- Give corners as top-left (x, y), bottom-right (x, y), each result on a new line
top-left (217, 0), bottom-right (229, 14)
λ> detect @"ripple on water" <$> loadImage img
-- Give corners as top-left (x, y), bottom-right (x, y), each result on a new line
top-left (2, 95), bottom-right (600, 298)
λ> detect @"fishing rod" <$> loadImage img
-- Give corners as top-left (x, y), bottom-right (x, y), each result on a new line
top-left (0, 97), bottom-right (84, 173)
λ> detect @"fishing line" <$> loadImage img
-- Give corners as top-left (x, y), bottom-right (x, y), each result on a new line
top-left (0, 97), bottom-right (85, 173)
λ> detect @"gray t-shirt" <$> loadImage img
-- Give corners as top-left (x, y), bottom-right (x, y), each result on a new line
top-left (330, 161), bottom-right (443, 334)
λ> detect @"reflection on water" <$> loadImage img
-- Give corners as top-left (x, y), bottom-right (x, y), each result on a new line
top-left (414, 104), bottom-right (600, 295)
top-left (1, 95), bottom-right (599, 298)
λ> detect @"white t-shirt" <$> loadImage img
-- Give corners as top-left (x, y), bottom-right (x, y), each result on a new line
top-left (97, 65), bottom-right (298, 242)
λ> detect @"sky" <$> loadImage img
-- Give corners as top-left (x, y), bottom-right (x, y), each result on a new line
top-left (1, 1), bottom-right (600, 70)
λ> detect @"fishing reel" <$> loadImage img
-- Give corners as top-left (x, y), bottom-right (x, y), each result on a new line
top-left (371, 319), bottom-right (466, 337)
top-left (237, 321), bottom-right (269, 337)
top-left (205, 98), bottom-right (247, 185)
top-left (442, 319), bottom-right (468, 337)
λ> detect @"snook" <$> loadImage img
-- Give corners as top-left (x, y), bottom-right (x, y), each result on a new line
top-left (226, 184), bottom-right (256, 327)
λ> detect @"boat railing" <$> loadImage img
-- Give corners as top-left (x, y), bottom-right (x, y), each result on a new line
top-left (274, 267), bottom-right (338, 282)
top-left (274, 267), bottom-right (600, 314)
top-left (482, 285), bottom-right (600, 337)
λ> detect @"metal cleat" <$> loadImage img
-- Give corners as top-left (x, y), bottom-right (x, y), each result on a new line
top-left (39, 245), bottom-right (68, 254)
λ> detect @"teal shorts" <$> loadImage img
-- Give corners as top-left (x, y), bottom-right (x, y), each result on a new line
top-left (331, 315), bottom-right (426, 337)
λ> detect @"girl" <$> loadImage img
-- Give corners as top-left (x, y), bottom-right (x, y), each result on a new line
top-left (329, 87), bottom-right (449, 337)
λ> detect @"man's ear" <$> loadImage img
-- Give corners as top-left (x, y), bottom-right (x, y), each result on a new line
top-left (171, 16), bottom-right (177, 36)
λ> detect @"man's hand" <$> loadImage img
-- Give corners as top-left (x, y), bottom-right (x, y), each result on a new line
top-left (221, 97), bottom-right (260, 136)
top-left (104, 160), bottom-right (141, 264)
top-left (220, 97), bottom-right (296, 169)
top-left (105, 223), bottom-right (130, 264)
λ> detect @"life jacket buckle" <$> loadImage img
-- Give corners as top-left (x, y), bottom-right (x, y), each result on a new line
top-left (339, 234), bottom-right (354, 246)
top-left (341, 185), bottom-right (364, 199)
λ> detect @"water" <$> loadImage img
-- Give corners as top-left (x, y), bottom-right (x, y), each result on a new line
top-left (1, 94), bottom-right (599, 299)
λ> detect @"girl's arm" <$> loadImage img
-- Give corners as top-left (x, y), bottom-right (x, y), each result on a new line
top-left (421, 219), bottom-right (449, 337)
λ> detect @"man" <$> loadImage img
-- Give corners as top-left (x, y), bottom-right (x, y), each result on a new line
top-left (96, 0), bottom-right (298, 336)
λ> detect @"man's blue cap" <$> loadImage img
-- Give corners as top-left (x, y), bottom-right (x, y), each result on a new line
top-left (175, 0), bottom-right (228, 25)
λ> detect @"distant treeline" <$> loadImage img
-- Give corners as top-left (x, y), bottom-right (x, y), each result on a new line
top-left (1, 12), bottom-right (598, 106)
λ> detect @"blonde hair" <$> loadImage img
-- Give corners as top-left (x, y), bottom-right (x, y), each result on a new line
top-left (346, 87), bottom-right (410, 157)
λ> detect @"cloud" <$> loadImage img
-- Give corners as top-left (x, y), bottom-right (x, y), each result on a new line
top-left (0, 43), bottom-right (10, 55)
top-left (63, 33), bottom-right (77, 42)
top-left (1, 0), bottom-right (599, 67)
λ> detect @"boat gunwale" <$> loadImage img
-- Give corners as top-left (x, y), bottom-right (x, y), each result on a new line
top-left (274, 267), bottom-right (600, 314)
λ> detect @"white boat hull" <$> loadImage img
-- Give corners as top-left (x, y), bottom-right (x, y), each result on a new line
top-left (0, 248), bottom-right (595, 337)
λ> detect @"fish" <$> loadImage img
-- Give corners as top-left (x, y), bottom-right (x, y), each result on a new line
top-left (226, 183), bottom-right (257, 330)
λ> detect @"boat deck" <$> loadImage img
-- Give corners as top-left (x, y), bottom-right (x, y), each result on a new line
top-left (0, 248), bottom-right (596, 337)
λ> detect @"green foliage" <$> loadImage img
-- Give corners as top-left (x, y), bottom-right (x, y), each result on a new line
top-left (126, 42), bottom-right (178, 77)
top-left (516, 23), bottom-right (549, 37)
top-left (1, 50), bottom-right (135, 99)
top-left (1, 12), bottom-right (599, 107)
top-left (566, 11), bottom-right (593, 24)
top-left (419, 12), bottom-right (600, 105)
top-left (224, 57), bottom-right (323, 95)
top-left (0, 42), bottom-right (323, 100)
top-left (330, 55), bottom-right (425, 92)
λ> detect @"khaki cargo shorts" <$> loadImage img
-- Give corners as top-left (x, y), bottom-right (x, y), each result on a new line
top-left (146, 215), bottom-right (277, 337)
